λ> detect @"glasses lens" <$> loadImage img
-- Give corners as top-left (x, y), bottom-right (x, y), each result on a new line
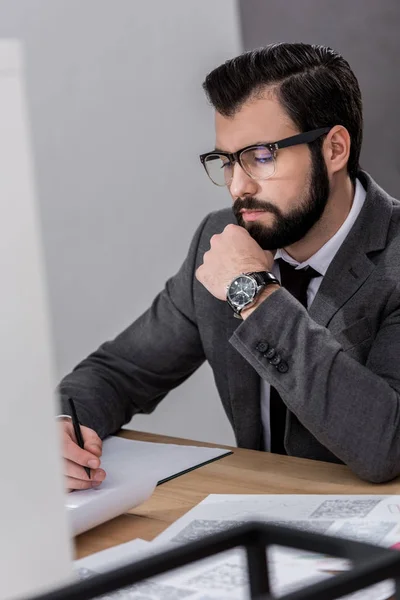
top-left (204, 154), bottom-right (233, 186)
top-left (241, 146), bottom-right (275, 180)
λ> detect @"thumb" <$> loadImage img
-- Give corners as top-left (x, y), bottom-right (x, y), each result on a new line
top-left (81, 425), bottom-right (102, 456)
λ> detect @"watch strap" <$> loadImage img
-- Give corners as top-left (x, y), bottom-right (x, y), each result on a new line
top-left (246, 271), bottom-right (280, 288)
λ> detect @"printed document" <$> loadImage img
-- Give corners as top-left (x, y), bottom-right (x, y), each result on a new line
top-left (73, 494), bottom-right (400, 598)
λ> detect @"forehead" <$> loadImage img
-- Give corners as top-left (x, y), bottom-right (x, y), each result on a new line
top-left (214, 94), bottom-right (298, 152)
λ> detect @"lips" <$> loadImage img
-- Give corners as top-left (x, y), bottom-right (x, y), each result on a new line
top-left (240, 209), bottom-right (266, 222)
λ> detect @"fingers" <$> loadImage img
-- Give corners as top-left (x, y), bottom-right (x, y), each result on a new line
top-left (81, 425), bottom-right (103, 457)
top-left (64, 434), bottom-right (100, 469)
top-left (61, 422), bottom-right (106, 492)
top-left (65, 422), bottom-right (103, 456)
top-left (84, 442), bottom-right (102, 457)
top-left (65, 476), bottom-right (103, 492)
top-left (63, 423), bottom-right (102, 469)
top-left (64, 459), bottom-right (106, 492)
top-left (64, 458), bottom-right (106, 482)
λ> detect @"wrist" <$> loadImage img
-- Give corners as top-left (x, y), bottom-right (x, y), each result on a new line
top-left (240, 284), bottom-right (280, 320)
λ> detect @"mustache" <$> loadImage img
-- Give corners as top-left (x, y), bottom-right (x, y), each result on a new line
top-left (233, 197), bottom-right (282, 219)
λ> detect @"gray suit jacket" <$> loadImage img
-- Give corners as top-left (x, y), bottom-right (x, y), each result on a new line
top-left (60, 171), bottom-right (400, 483)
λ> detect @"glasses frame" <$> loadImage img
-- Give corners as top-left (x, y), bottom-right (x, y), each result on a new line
top-left (199, 127), bottom-right (331, 186)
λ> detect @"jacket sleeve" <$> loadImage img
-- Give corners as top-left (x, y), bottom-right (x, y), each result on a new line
top-left (58, 215), bottom-right (209, 439)
top-left (230, 286), bottom-right (400, 483)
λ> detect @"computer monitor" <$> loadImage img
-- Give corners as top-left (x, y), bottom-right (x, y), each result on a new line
top-left (0, 40), bottom-right (72, 600)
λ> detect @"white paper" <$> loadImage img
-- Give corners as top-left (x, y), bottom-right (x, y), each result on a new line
top-left (75, 539), bottom-right (247, 599)
top-left (75, 538), bottom-right (151, 575)
top-left (156, 494), bottom-right (400, 548)
top-left (152, 494), bottom-right (399, 599)
top-left (75, 536), bottom-right (394, 599)
top-left (71, 489), bottom-right (399, 597)
top-left (66, 437), bottom-right (230, 535)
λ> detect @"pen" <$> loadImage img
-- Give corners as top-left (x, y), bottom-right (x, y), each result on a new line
top-left (68, 397), bottom-right (91, 479)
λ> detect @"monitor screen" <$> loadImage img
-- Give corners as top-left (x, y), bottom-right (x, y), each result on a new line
top-left (0, 40), bottom-right (73, 600)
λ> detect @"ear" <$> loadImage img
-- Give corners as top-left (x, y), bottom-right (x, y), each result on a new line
top-left (322, 125), bottom-right (351, 176)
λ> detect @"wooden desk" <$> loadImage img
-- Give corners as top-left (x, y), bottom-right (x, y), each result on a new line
top-left (75, 430), bottom-right (400, 559)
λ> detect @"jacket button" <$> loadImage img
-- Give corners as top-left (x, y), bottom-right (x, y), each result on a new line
top-left (270, 354), bottom-right (281, 366)
top-left (277, 361), bottom-right (289, 373)
top-left (255, 341), bottom-right (269, 353)
top-left (264, 348), bottom-right (276, 360)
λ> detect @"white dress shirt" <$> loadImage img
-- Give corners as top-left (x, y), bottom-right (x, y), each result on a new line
top-left (261, 178), bottom-right (367, 451)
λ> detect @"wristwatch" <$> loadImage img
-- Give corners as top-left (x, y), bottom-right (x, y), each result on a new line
top-left (226, 271), bottom-right (280, 318)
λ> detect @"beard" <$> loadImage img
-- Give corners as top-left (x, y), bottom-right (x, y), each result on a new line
top-left (233, 149), bottom-right (330, 250)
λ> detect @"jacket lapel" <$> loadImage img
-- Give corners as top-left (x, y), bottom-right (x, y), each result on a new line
top-left (309, 171), bottom-right (393, 327)
top-left (309, 253), bottom-right (375, 327)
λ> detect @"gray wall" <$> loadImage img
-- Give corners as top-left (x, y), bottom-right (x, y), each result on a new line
top-left (0, 0), bottom-right (241, 444)
top-left (239, 0), bottom-right (400, 196)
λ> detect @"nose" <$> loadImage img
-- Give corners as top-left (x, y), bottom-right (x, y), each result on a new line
top-left (229, 162), bottom-right (258, 199)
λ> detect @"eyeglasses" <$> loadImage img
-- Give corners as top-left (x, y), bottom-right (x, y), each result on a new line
top-left (199, 127), bottom-right (331, 187)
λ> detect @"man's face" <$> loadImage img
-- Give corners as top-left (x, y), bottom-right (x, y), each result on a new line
top-left (214, 94), bottom-right (330, 250)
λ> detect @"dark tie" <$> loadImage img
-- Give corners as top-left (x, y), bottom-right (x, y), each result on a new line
top-left (269, 259), bottom-right (320, 455)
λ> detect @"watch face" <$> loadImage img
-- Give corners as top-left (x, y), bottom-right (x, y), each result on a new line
top-left (227, 275), bottom-right (257, 309)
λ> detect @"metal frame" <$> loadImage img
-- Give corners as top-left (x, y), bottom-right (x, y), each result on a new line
top-left (28, 522), bottom-right (400, 600)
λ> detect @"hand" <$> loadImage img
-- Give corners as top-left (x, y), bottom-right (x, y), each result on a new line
top-left (61, 420), bottom-right (106, 492)
top-left (196, 224), bottom-right (274, 300)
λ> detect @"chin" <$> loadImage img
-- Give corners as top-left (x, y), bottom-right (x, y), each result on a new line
top-left (247, 222), bottom-right (275, 237)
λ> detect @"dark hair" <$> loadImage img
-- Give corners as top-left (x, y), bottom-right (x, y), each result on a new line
top-left (203, 43), bottom-right (363, 181)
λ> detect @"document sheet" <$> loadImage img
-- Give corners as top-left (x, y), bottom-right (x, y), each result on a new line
top-left (66, 437), bottom-right (231, 535)
top-left (156, 494), bottom-right (400, 548)
top-left (73, 494), bottom-right (400, 599)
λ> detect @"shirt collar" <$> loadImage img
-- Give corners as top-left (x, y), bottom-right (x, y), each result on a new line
top-left (275, 178), bottom-right (367, 276)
